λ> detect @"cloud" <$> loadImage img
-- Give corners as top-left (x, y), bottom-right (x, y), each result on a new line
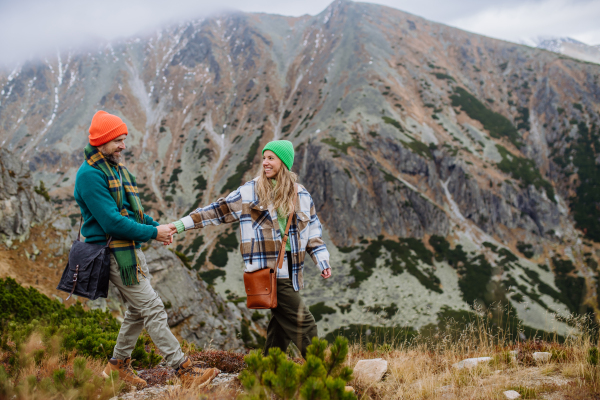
top-left (1, 0), bottom-right (599, 67)
top-left (449, 0), bottom-right (600, 45)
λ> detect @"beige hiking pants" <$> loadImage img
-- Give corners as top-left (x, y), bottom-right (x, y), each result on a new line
top-left (110, 249), bottom-right (186, 369)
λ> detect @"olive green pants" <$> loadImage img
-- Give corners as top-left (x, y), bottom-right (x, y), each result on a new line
top-left (110, 249), bottom-right (186, 369)
top-left (264, 278), bottom-right (319, 359)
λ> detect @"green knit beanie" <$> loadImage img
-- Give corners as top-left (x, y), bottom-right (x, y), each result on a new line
top-left (262, 140), bottom-right (294, 171)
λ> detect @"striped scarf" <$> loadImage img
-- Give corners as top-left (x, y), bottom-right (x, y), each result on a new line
top-left (84, 144), bottom-right (144, 286)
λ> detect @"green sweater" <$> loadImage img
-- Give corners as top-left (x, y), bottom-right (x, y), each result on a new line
top-left (74, 161), bottom-right (158, 248)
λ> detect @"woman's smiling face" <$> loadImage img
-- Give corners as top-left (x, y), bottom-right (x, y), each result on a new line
top-left (263, 150), bottom-right (282, 178)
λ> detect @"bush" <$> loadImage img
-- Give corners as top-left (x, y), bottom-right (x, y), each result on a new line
top-left (239, 336), bottom-right (356, 400)
top-left (0, 278), bottom-right (161, 368)
top-left (496, 145), bottom-right (555, 202)
top-left (199, 269), bottom-right (226, 285)
top-left (221, 133), bottom-right (263, 193)
top-left (309, 302), bottom-right (337, 322)
top-left (209, 247), bottom-right (229, 267)
top-left (34, 181), bottom-right (51, 202)
top-left (450, 87), bottom-right (522, 148)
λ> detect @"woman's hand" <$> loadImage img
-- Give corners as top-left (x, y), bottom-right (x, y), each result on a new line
top-left (321, 268), bottom-right (331, 279)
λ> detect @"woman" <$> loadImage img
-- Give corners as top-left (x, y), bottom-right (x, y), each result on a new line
top-left (169, 140), bottom-right (332, 358)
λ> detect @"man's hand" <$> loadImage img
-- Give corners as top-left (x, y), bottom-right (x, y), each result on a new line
top-left (321, 268), bottom-right (331, 279)
top-left (156, 224), bottom-right (174, 243)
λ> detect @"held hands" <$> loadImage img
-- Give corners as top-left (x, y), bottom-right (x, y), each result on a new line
top-left (156, 224), bottom-right (178, 245)
top-left (321, 268), bottom-right (331, 279)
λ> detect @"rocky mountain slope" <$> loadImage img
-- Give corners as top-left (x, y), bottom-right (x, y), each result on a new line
top-left (536, 37), bottom-right (600, 65)
top-left (1, 0), bottom-right (600, 341)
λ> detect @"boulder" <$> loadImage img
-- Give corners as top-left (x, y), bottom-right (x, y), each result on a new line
top-left (503, 390), bottom-right (521, 399)
top-left (533, 352), bottom-right (552, 362)
top-left (353, 358), bottom-right (388, 383)
top-left (452, 357), bottom-right (492, 369)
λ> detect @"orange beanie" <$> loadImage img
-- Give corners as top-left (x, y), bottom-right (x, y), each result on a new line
top-left (88, 110), bottom-right (128, 146)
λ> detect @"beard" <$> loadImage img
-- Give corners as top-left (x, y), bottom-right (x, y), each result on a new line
top-left (101, 150), bottom-right (122, 165)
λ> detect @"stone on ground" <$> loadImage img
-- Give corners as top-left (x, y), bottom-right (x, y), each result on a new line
top-left (533, 352), bottom-right (551, 362)
top-left (353, 358), bottom-right (388, 383)
top-left (503, 389), bottom-right (521, 399)
top-left (452, 357), bottom-right (492, 369)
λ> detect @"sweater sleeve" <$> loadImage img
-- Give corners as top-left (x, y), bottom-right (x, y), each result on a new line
top-left (144, 213), bottom-right (160, 227)
top-left (77, 168), bottom-right (158, 241)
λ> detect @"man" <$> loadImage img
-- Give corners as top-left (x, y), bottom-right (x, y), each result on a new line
top-left (74, 110), bottom-right (218, 387)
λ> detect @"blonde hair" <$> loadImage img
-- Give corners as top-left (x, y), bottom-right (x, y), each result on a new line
top-left (255, 164), bottom-right (298, 216)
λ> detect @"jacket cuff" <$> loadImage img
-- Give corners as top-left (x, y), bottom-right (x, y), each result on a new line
top-left (151, 227), bottom-right (158, 239)
top-left (173, 220), bottom-right (185, 234)
top-left (317, 259), bottom-right (330, 272)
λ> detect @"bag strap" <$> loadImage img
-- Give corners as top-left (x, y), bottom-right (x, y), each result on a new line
top-left (276, 184), bottom-right (298, 270)
top-left (78, 215), bottom-right (113, 247)
top-left (77, 217), bottom-right (83, 241)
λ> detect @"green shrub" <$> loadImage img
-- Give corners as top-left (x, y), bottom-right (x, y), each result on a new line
top-left (429, 236), bottom-right (492, 306)
top-left (321, 138), bottom-right (365, 155)
top-left (432, 72), bottom-right (456, 82)
top-left (516, 241), bottom-right (534, 258)
top-left (569, 123), bottom-right (600, 242)
top-left (186, 234), bottom-right (204, 254)
top-left (551, 257), bottom-right (587, 314)
top-left (350, 237), bottom-right (441, 292)
top-left (199, 269), bottom-right (226, 285)
top-left (193, 250), bottom-right (207, 271)
top-left (194, 173), bottom-right (207, 191)
top-left (309, 302), bottom-right (337, 322)
top-left (209, 246), bottom-right (229, 267)
top-left (588, 347), bottom-right (599, 365)
top-left (382, 116), bottom-right (404, 132)
top-left (34, 181), bottom-right (51, 202)
top-left (450, 87), bottom-right (522, 148)
top-left (0, 278), bottom-right (160, 368)
top-left (239, 337), bottom-right (356, 400)
top-left (221, 132), bottom-right (263, 193)
top-left (168, 167), bottom-right (183, 184)
top-left (496, 145), bottom-right (555, 201)
top-left (171, 249), bottom-right (191, 269)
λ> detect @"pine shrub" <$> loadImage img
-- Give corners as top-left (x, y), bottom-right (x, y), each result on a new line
top-left (0, 278), bottom-right (161, 368)
top-left (239, 336), bottom-right (356, 400)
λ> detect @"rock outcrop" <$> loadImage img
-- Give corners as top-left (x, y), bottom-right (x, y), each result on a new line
top-left (0, 148), bottom-right (53, 245)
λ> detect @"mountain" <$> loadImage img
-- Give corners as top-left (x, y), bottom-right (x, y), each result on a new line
top-left (1, 0), bottom-right (600, 342)
top-left (535, 37), bottom-right (600, 65)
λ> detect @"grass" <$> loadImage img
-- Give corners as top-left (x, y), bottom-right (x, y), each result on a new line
top-left (451, 87), bottom-right (523, 148)
top-left (2, 278), bottom-right (600, 399)
top-left (342, 312), bottom-right (600, 400)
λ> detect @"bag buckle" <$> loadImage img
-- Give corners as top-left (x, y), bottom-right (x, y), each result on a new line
top-left (66, 265), bottom-right (79, 301)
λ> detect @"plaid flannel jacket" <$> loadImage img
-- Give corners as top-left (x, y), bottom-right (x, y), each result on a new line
top-left (178, 179), bottom-right (330, 291)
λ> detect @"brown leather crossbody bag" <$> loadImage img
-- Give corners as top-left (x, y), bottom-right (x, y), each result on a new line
top-left (244, 186), bottom-right (297, 309)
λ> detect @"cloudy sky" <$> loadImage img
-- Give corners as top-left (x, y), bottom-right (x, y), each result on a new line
top-left (0, 0), bottom-right (599, 66)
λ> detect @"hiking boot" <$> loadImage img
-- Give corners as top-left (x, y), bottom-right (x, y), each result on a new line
top-left (176, 357), bottom-right (220, 388)
top-left (102, 357), bottom-right (147, 387)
